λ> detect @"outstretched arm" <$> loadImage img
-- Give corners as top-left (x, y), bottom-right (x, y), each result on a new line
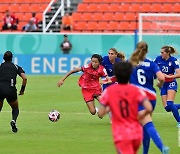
top-left (57, 67), bottom-right (82, 87)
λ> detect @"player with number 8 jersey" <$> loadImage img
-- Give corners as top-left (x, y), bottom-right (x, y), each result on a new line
top-left (98, 62), bottom-right (152, 154)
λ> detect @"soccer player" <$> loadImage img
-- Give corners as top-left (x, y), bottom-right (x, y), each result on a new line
top-left (98, 61), bottom-right (152, 154)
top-left (154, 46), bottom-right (180, 125)
top-left (0, 51), bottom-right (27, 133)
top-left (101, 48), bottom-right (120, 90)
top-left (57, 54), bottom-right (111, 115)
top-left (129, 41), bottom-right (169, 154)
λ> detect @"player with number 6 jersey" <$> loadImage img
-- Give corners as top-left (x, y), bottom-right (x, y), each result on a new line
top-left (154, 46), bottom-right (180, 126)
top-left (129, 41), bottom-right (169, 154)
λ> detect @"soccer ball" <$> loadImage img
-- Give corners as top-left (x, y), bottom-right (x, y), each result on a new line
top-left (48, 110), bottom-right (60, 122)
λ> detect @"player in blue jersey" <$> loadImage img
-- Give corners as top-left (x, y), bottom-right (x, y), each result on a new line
top-left (129, 41), bottom-right (169, 154)
top-left (154, 46), bottom-right (180, 125)
top-left (101, 48), bottom-right (121, 90)
top-left (100, 48), bottom-right (126, 122)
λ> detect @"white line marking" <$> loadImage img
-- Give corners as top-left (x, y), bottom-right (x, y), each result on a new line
top-left (1, 111), bottom-right (170, 115)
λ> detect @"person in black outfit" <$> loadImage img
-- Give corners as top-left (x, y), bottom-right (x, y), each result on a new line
top-left (0, 51), bottom-right (27, 133)
top-left (60, 34), bottom-right (72, 54)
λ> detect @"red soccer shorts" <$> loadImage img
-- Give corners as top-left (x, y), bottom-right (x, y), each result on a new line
top-left (115, 139), bottom-right (141, 154)
top-left (81, 88), bottom-right (102, 103)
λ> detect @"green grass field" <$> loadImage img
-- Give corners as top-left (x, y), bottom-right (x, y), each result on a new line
top-left (0, 75), bottom-right (179, 154)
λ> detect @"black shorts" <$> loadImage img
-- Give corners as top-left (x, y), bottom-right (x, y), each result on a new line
top-left (0, 83), bottom-right (17, 103)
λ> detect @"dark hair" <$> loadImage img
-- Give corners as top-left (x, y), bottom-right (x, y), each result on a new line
top-left (3, 51), bottom-right (13, 62)
top-left (114, 62), bottom-right (133, 84)
top-left (129, 41), bottom-right (148, 66)
top-left (64, 34), bottom-right (68, 37)
top-left (91, 54), bottom-right (102, 63)
top-left (161, 45), bottom-right (177, 55)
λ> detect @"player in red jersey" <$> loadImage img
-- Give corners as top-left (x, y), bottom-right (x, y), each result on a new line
top-left (57, 54), bottom-right (111, 115)
top-left (98, 62), bottom-right (152, 154)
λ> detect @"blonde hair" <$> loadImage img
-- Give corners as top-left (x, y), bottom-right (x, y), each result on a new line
top-left (129, 41), bottom-right (148, 66)
top-left (109, 48), bottom-right (118, 55)
top-left (161, 45), bottom-right (178, 55)
top-left (117, 51), bottom-right (126, 61)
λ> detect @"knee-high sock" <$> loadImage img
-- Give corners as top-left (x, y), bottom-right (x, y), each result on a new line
top-left (143, 126), bottom-right (150, 154)
top-left (174, 104), bottom-right (180, 110)
top-left (167, 101), bottom-right (180, 122)
top-left (12, 108), bottom-right (19, 122)
top-left (144, 122), bottom-right (163, 152)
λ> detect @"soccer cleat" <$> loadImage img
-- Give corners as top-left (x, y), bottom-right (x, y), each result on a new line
top-left (162, 146), bottom-right (169, 154)
top-left (10, 120), bottom-right (18, 133)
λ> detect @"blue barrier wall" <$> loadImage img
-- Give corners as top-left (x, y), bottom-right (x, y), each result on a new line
top-left (0, 33), bottom-right (179, 74)
top-left (0, 54), bottom-right (179, 75)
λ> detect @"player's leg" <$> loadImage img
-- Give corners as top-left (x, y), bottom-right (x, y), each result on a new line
top-left (8, 99), bottom-right (19, 122)
top-left (0, 86), bottom-right (5, 111)
top-left (7, 87), bottom-right (19, 133)
top-left (8, 99), bottom-right (19, 133)
top-left (86, 101), bottom-right (96, 115)
top-left (174, 104), bottom-right (180, 110)
top-left (166, 90), bottom-right (180, 123)
top-left (140, 112), bottom-right (164, 153)
top-left (81, 88), bottom-right (96, 115)
top-left (0, 101), bottom-right (4, 111)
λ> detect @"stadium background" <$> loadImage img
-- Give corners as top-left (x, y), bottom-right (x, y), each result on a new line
top-left (0, 1), bottom-right (180, 154)
top-left (0, 33), bottom-right (179, 74)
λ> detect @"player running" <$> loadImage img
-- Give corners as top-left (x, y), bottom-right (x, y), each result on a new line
top-left (129, 41), bottom-right (169, 154)
top-left (57, 54), bottom-right (111, 115)
top-left (154, 45), bottom-right (180, 126)
top-left (0, 51), bottom-right (27, 133)
top-left (98, 61), bottom-right (152, 154)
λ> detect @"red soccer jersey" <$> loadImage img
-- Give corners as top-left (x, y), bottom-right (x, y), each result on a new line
top-left (100, 83), bottom-right (147, 143)
top-left (79, 63), bottom-right (107, 89)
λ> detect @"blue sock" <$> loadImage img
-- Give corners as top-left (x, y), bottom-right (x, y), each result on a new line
top-left (174, 104), bottom-right (180, 110)
top-left (144, 122), bottom-right (163, 152)
top-left (167, 101), bottom-right (180, 122)
top-left (143, 126), bottom-right (150, 154)
top-left (165, 106), bottom-right (171, 112)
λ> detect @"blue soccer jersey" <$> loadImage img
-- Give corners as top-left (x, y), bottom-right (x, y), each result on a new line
top-left (130, 58), bottom-right (160, 100)
top-left (154, 55), bottom-right (179, 76)
top-left (101, 56), bottom-right (120, 90)
top-left (154, 55), bottom-right (179, 95)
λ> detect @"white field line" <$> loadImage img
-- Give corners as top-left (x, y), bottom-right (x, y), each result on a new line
top-left (1, 111), bottom-right (169, 115)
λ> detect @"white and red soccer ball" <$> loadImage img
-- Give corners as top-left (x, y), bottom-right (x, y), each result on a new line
top-left (48, 110), bottom-right (60, 122)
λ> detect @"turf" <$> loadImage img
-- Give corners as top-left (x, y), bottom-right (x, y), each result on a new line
top-left (0, 75), bottom-right (179, 154)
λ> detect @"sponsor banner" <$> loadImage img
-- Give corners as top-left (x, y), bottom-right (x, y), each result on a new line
top-left (0, 54), bottom-right (179, 75)
top-left (0, 54), bottom-right (91, 75)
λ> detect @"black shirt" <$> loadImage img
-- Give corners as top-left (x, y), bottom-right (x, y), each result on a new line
top-left (0, 62), bottom-right (25, 86)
